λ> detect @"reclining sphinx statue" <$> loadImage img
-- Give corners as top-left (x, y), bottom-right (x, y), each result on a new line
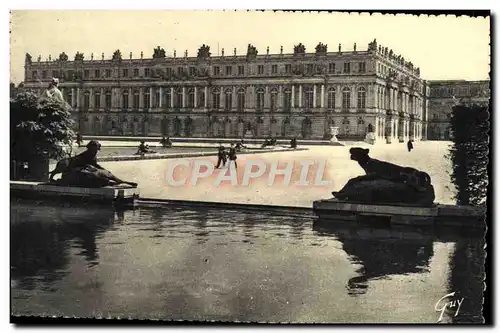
top-left (332, 147), bottom-right (435, 207)
top-left (49, 140), bottom-right (137, 188)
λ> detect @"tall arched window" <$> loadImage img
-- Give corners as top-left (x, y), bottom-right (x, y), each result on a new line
top-left (176, 89), bottom-right (183, 108)
top-left (357, 87), bottom-right (366, 109)
top-left (133, 90), bottom-right (139, 109)
top-left (105, 90), bottom-right (112, 109)
top-left (270, 88), bottom-right (278, 112)
top-left (256, 88), bottom-right (265, 111)
top-left (237, 88), bottom-right (245, 112)
top-left (164, 88), bottom-right (171, 108)
top-left (198, 89), bottom-right (205, 108)
top-left (94, 91), bottom-right (101, 109)
top-left (83, 91), bottom-right (90, 109)
top-left (283, 88), bottom-right (292, 112)
top-left (304, 86), bottom-right (314, 109)
top-left (188, 88), bottom-right (195, 108)
top-left (342, 87), bottom-right (351, 110)
top-left (212, 87), bottom-right (220, 109)
top-left (224, 88), bottom-right (233, 111)
top-left (155, 89), bottom-right (161, 108)
top-left (122, 90), bottom-right (129, 109)
top-left (327, 87), bottom-right (336, 109)
top-left (144, 89), bottom-right (151, 109)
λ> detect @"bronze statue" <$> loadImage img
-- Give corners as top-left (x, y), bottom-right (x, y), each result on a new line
top-left (48, 140), bottom-right (137, 188)
top-left (332, 147), bottom-right (435, 206)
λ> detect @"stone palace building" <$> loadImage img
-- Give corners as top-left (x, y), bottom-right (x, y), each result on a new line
top-left (22, 39), bottom-right (431, 142)
top-left (427, 80), bottom-right (490, 140)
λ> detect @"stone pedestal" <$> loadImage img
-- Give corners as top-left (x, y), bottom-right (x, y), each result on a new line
top-left (329, 126), bottom-right (339, 144)
top-left (365, 132), bottom-right (376, 145)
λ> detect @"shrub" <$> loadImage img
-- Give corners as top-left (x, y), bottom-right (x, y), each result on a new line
top-left (447, 103), bottom-right (490, 205)
top-left (11, 91), bottom-right (75, 163)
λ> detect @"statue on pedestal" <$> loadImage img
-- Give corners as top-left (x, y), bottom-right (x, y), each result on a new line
top-left (332, 148), bottom-right (435, 206)
top-left (48, 141), bottom-right (137, 188)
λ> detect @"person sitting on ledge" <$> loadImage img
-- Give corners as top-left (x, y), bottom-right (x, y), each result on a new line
top-left (136, 141), bottom-right (156, 155)
top-left (235, 140), bottom-right (247, 152)
top-left (262, 137), bottom-right (275, 148)
top-left (50, 140), bottom-right (137, 188)
top-left (160, 136), bottom-right (172, 148)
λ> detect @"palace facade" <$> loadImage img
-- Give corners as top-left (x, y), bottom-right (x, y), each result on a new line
top-left (22, 39), bottom-right (428, 142)
top-left (427, 80), bottom-right (490, 140)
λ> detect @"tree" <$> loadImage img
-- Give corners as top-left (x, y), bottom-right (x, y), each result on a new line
top-left (447, 103), bottom-right (490, 205)
top-left (11, 91), bottom-right (75, 178)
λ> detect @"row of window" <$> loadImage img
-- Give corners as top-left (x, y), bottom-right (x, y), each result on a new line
top-left (31, 61), bottom-right (367, 80)
top-left (68, 86), bottom-right (367, 111)
top-left (430, 86), bottom-right (485, 98)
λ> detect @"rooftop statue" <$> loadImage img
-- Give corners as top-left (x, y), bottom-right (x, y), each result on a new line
top-left (246, 44), bottom-right (258, 59)
top-left (153, 46), bottom-right (166, 58)
top-left (74, 52), bottom-right (84, 61)
top-left (112, 49), bottom-right (122, 61)
top-left (332, 148), bottom-right (435, 206)
top-left (25, 53), bottom-right (32, 64)
top-left (367, 38), bottom-right (377, 52)
top-left (315, 42), bottom-right (328, 55)
top-left (294, 43), bottom-right (306, 55)
top-left (197, 44), bottom-right (211, 59)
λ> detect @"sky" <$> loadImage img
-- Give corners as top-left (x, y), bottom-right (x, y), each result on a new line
top-left (9, 11), bottom-right (490, 84)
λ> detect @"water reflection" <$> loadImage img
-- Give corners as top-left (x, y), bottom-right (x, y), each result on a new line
top-left (313, 221), bottom-right (434, 296)
top-left (447, 236), bottom-right (485, 323)
top-left (11, 203), bottom-right (485, 323)
top-left (11, 200), bottom-right (115, 291)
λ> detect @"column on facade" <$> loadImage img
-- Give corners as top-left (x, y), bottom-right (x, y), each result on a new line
top-left (393, 88), bottom-right (397, 111)
top-left (204, 87), bottom-right (208, 108)
top-left (76, 88), bottom-right (81, 108)
top-left (139, 88), bottom-right (144, 109)
top-left (298, 85), bottom-right (302, 108)
top-left (320, 85), bottom-right (325, 108)
top-left (159, 87), bottom-right (163, 108)
top-left (100, 88), bottom-right (104, 110)
top-left (149, 87), bottom-right (153, 109)
top-left (291, 86), bottom-right (295, 108)
top-left (194, 87), bottom-right (197, 108)
top-left (128, 88), bottom-right (134, 109)
top-left (71, 88), bottom-right (75, 107)
top-left (89, 88), bottom-right (94, 109)
top-left (182, 87), bottom-right (186, 108)
top-left (233, 86), bottom-right (238, 109)
top-left (383, 87), bottom-right (386, 110)
top-left (313, 85), bottom-right (317, 108)
top-left (336, 84), bottom-right (342, 109)
top-left (278, 85), bottom-right (283, 109)
top-left (170, 87), bottom-right (174, 108)
top-left (351, 84), bottom-right (356, 109)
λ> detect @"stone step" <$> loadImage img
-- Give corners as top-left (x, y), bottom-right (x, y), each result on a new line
top-left (10, 181), bottom-right (139, 207)
top-left (313, 199), bottom-right (486, 229)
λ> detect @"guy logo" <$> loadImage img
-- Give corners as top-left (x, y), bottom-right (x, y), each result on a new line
top-left (435, 291), bottom-right (464, 323)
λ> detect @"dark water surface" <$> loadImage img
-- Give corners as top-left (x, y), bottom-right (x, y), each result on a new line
top-left (10, 201), bottom-right (485, 323)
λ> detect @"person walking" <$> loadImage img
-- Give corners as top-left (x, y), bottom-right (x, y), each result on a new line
top-left (228, 143), bottom-right (238, 170)
top-left (407, 139), bottom-right (414, 152)
top-left (215, 144), bottom-right (227, 168)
